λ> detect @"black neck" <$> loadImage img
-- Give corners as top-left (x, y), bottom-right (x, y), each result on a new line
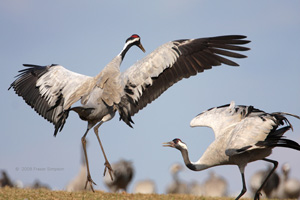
top-left (179, 148), bottom-right (208, 171)
top-left (120, 43), bottom-right (134, 60)
top-left (180, 149), bottom-right (196, 171)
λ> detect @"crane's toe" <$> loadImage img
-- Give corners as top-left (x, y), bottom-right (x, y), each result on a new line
top-left (103, 161), bottom-right (114, 181)
top-left (85, 174), bottom-right (96, 192)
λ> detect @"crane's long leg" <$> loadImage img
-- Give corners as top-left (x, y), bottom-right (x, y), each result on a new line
top-left (254, 158), bottom-right (278, 200)
top-left (236, 171), bottom-right (247, 200)
top-left (93, 121), bottom-right (114, 181)
top-left (81, 128), bottom-right (96, 192)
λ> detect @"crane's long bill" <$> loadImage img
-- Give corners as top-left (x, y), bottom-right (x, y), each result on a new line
top-left (138, 43), bottom-right (146, 53)
top-left (163, 141), bottom-right (174, 147)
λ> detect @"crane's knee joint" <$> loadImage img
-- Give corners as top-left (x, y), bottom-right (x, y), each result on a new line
top-left (81, 136), bottom-right (86, 144)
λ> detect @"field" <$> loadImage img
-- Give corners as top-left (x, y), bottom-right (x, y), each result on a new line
top-left (0, 187), bottom-right (237, 200)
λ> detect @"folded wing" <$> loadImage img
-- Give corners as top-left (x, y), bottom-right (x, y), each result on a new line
top-left (225, 112), bottom-right (300, 156)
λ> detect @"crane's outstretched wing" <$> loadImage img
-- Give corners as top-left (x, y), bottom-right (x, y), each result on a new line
top-left (118, 35), bottom-right (250, 126)
top-left (9, 64), bottom-right (94, 135)
top-left (225, 112), bottom-right (300, 156)
top-left (190, 101), bottom-right (265, 139)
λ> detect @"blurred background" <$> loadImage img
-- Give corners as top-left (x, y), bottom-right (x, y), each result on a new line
top-left (1, 0), bottom-right (299, 197)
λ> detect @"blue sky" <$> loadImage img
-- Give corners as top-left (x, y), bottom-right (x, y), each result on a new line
top-left (1, 0), bottom-right (300, 195)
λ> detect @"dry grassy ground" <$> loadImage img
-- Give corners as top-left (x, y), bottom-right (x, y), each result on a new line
top-left (0, 187), bottom-right (238, 200)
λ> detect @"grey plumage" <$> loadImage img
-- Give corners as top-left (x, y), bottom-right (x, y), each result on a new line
top-left (119, 36), bottom-right (250, 125)
top-left (164, 101), bottom-right (300, 200)
top-left (9, 34), bottom-right (249, 191)
top-left (103, 159), bottom-right (134, 193)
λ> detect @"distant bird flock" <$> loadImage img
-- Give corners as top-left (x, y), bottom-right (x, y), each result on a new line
top-left (7, 33), bottom-right (300, 199)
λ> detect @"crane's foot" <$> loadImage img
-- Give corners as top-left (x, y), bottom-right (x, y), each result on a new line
top-left (85, 174), bottom-right (96, 192)
top-left (254, 192), bottom-right (261, 200)
top-left (103, 161), bottom-right (114, 181)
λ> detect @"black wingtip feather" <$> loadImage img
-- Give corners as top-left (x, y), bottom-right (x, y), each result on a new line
top-left (10, 64), bottom-right (68, 135)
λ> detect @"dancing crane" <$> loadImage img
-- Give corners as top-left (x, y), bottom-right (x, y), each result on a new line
top-left (9, 34), bottom-right (250, 192)
top-left (163, 101), bottom-right (300, 200)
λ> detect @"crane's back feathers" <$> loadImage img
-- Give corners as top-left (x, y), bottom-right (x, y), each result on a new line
top-left (190, 101), bottom-right (265, 138)
top-left (190, 101), bottom-right (300, 156)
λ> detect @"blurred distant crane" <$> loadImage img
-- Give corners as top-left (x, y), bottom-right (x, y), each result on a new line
top-left (31, 180), bottom-right (50, 190)
top-left (189, 171), bottom-right (228, 197)
top-left (189, 181), bottom-right (205, 196)
top-left (66, 142), bottom-right (91, 192)
top-left (202, 171), bottom-right (228, 197)
top-left (103, 159), bottom-right (134, 193)
top-left (133, 180), bottom-right (156, 194)
top-left (166, 163), bottom-right (189, 194)
top-left (272, 163), bottom-right (300, 199)
top-left (250, 165), bottom-right (280, 198)
top-left (0, 170), bottom-right (13, 188)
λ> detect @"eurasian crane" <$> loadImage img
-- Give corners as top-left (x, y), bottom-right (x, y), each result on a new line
top-left (163, 101), bottom-right (300, 200)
